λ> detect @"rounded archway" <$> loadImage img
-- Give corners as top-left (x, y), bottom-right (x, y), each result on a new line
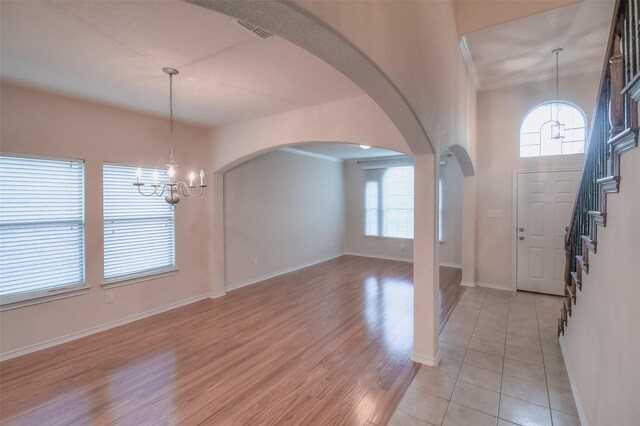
top-left (211, 96), bottom-right (413, 173)
top-left (188, 0), bottom-right (433, 156)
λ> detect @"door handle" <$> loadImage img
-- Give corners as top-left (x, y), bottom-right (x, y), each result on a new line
top-left (519, 228), bottom-right (525, 232)
top-left (519, 236), bottom-right (525, 240)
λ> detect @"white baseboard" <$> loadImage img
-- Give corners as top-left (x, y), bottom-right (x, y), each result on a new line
top-left (225, 253), bottom-right (343, 292)
top-left (412, 350), bottom-right (441, 367)
top-left (439, 262), bottom-right (462, 269)
top-left (209, 291), bottom-right (226, 299)
top-left (477, 281), bottom-right (515, 292)
top-left (0, 294), bottom-right (209, 362)
top-left (344, 251), bottom-right (413, 263)
top-left (460, 281), bottom-right (476, 287)
top-left (559, 337), bottom-right (589, 426)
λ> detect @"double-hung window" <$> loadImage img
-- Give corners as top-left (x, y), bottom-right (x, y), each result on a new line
top-left (0, 154), bottom-right (85, 304)
top-left (103, 164), bottom-right (175, 282)
top-left (364, 164), bottom-right (414, 239)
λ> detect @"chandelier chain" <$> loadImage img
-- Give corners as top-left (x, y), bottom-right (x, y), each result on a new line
top-left (554, 48), bottom-right (561, 122)
top-left (169, 73), bottom-right (174, 164)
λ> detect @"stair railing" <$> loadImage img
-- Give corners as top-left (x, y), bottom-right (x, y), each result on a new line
top-left (561, 0), bottom-right (639, 335)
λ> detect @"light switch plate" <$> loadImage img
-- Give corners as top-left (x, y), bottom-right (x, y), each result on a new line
top-left (488, 210), bottom-right (503, 218)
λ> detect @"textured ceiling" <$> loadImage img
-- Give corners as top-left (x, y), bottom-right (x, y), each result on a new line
top-left (454, 0), bottom-right (581, 35)
top-left (0, 0), bottom-right (363, 126)
top-left (464, 1), bottom-right (614, 90)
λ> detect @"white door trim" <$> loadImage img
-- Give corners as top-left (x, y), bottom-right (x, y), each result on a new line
top-left (511, 168), bottom-right (581, 293)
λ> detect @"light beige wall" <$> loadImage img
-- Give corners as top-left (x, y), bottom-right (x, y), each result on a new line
top-left (210, 95), bottom-right (410, 173)
top-left (0, 84), bottom-right (214, 356)
top-left (344, 161), bottom-right (413, 261)
top-left (561, 147), bottom-right (640, 426)
top-left (475, 71), bottom-right (599, 289)
top-left (224, 150), bottom-right (344, 288)
top-left (440, 156), bottom-right (464, 267)
top-left (297, 0), bottom-right (476, 156)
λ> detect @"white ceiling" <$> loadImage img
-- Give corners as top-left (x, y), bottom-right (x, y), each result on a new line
top-left (464, 1), bottom-right (615, 90)
top-left (0, 0), bottom-right (363, 126)
top-left (288, 143), bottom-right (406, 161)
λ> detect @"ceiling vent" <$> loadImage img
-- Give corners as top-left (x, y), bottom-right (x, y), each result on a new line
top-left (236, 20), bottom-right (273, 39)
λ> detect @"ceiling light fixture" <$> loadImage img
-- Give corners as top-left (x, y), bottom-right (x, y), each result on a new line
top-left (133, 68), bottom-right (207, 209)
top-left (359, 145), bottom-right (371, 150)
top-left (551, 48), bottom-right (565, 140)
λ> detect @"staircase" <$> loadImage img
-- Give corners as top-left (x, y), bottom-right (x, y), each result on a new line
top-left (559, 0), bottom-right (639, 336)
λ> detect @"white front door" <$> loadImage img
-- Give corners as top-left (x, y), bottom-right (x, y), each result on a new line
top-left (516, 170), bottom-right (580, 295)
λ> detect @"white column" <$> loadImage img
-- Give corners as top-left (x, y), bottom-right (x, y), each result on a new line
top-left (209, 172), bottom-right (226, 298)
top-left (412, 153), bottom-right (440, 366)
top-left (461, 175), bottom-right (477, 287)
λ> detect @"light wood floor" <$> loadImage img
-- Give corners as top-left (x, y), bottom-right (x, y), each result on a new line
top-left (0, 256), bottom-right (463, 425)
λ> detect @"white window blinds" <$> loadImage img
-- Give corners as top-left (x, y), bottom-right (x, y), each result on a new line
top-left (0, 155), bottom-right (85, 302)
top-left (103, 164), bottom-right (175, 281)
top-left (364, 165), bottom-right (414, 239)
top-left (365, 181), bottom-right (379, 236)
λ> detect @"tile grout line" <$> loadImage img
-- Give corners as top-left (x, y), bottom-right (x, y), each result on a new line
top-left (535, 296), bottom-right (555, 426)
top-left (440, 288), bottom-right (486, 425)
top-left (497, 291), bottom-right (512, 424)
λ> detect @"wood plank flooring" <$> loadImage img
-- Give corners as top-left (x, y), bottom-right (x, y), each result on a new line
top-left (0, 256), bottom-right (464, 426)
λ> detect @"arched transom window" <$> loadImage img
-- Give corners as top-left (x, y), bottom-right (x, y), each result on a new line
top-left (520, 101), bottom-right (586, 158)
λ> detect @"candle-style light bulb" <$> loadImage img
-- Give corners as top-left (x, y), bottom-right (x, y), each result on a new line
top-left (135, 167), bottom-right (143, 184)
top-left (167, 166), bottom-right (175, 178)
top-left (152, 170), bottom-right (159, 185)
top-left (199, 169), bottom-right (205, 186)
top-left (189, 171), bottom-right (195, 187)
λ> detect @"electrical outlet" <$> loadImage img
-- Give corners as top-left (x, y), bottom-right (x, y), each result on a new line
top-left (253, 258), bottom-right (258, 267)
top-left (105, 292), bottom-right (114, 304)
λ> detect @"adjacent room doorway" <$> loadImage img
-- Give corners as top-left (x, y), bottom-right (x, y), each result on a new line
top-left (515, 169), bottom-right (581, 295)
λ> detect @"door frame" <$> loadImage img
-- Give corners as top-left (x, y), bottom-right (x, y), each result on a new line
top-left (511, 168), bottom-right (581, 293)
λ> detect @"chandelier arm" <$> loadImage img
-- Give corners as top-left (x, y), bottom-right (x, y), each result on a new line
top-left (176, 181), bottom-right (190, 198)
top-left (137, 185), bottom-right (162, 197)
top-left (176, 181), bottom-right (205, 197)
top-left (189, 186), bottom-right (205, 197)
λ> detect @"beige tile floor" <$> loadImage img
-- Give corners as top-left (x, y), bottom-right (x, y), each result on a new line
top-left (390, 287), bottom-right (580, 426)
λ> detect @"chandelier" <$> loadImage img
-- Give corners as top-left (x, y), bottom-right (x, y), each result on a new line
top-left (550, 48), bottom-right (565, 140)
top-left (133, 68), bottom-right (206, 208)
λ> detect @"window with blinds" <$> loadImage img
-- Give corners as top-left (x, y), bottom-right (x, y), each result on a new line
top-left (364, 165), bottom-right (414, 239)
top-left (103, 164), bottom-right (175, 282)
top-left (0, 155), bottom-right (85, 303)
top-left (365, 181), bottom-right (379, 236)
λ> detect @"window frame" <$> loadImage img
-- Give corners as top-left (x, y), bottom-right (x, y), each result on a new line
top-left (364, 165), bottom-right (414, 240)
top-left (0, 153), bottom-right (87, 309)
top-left (519, 101), bottom-right (587, 158)
top-left (102, 162), bottom-right (177, 287)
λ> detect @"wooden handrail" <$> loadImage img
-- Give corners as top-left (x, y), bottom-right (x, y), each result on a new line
top-left (565, 0), bottom-right (621, 253)
top-left (561, 0), bottom-right (640, 335)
